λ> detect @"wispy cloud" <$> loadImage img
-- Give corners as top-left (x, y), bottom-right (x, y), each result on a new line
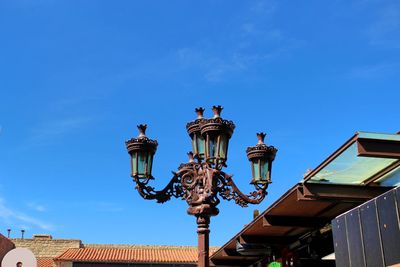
top-left (176, 49), bottom-right (247, 82)
top-left (175, 43), bottom-right (298, 82)
top-left (9, 0), bottom-right (56, 8)
top-left (349, 62), bottom-right (400, 78)
top-left (93, 202), bottom-right (124, 212)
top-left (367, 4), bottom-right (400, 48)
top-left (250, 0), bottom-right (277, 15)
top-left (96, 0), bottom-right (300, 85)
top-left (0, 198), bottom-right (54, 231)
top-left (240, 24), bottom-right (284, 44)
top-left (173, 0), bottom-right (302, 82)
top-left (32, 117), bottom-right (89, 138)
top-left (69, 201), bottom-right (124, 213)
top-left (27, 117), bottom-right (91, 146)
top-left (86, 0), bottom-right (300, 85)
top-left (27, 202), bottom-right (46, 212)
top-left (204, 57), bottom-right (246, 82)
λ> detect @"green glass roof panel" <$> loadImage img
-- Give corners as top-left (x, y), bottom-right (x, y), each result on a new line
top-left (358, 131), bottom-right (400, 141)
top-left (308, 142), bottom-right (397, 185)
top-left (376, 166), bottom-right (400, 186)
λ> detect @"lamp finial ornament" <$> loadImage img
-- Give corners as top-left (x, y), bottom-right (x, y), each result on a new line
top-left (137, 124), bottom-right (147, 138)
top-left (256, 132), bottom-right (266, 145)
top-left (195, 107), bottom-right (205, 119)
top-left (212, 105), bottom-right (223, 118)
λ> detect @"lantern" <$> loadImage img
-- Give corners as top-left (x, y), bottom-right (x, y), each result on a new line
top-left (246, 133), bottom-right (277, 184)
top-left (125, 124), bottom-right (158, 179)
top-left (200, 106), bottom-right (235, 167)
top-left (186, 107), bottom-right (206, 160)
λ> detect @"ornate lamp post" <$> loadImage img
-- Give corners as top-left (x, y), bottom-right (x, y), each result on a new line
top-left (125, 106), bottom-right (277, 267)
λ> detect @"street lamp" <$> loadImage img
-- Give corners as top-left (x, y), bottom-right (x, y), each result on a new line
top-left (125, 106), bottom-right (277, 267)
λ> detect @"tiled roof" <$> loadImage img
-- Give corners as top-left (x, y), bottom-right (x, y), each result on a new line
top-left (37, 257), bottom-right (55, 267)
top-left (55, 246), bottom-right (218, 264)
top-left (0, 234), bottom-right (15, 261)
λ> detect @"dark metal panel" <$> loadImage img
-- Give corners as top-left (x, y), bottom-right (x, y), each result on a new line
top-left (376, 190), bottom-right (400, 266)
top-left (297, 259), bottom-right (335, 267)
top-left (239, 234), bottom-right (295, 245)
top-left (396, 187), bottom-right (400, 217)
top-left (360, 201), bottom-right (385, 267)
top-left (345, 209), bottom-right (365, 267)
top-left (332, 216), bottom-right (350, 267)
top-left (210, 257), bottom-right (259, 266)
top-left (263, 215), bottom-right (329, 228)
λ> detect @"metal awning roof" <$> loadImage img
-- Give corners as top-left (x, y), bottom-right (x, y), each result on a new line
top-left (210, 131), bottom-right (400, 266)
top-left (303, 131), bottom-right (400, 186)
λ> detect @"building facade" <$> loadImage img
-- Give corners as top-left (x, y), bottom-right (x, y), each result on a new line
top-left (1, 234), bottom-right (216, 267)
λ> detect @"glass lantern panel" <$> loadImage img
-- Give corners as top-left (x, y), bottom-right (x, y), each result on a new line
top-left (253, 160), bottom-right (260, 181)
top-left (197, 134), bottom-right (205, 156)
top-left (137, 152), bottom-right (147, 177)
top-left (147, 153), bottom-right (153, 176)
top-left (208, 136), bottom-right (217, 158)
top-left (192, 137), bottom-right (198, 154)
top-left (260, 160), bottom-right (270, 181)
top-left (131, 152), bottom-right (137, 175)
top-left (218, 134), bottom-right (228, 159)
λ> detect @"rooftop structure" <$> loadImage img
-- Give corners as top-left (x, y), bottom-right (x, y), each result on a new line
top-left (55, 246), bottom-right (216, 264)
top-left (210, 130), bottom-right (400, 267)
top-left (2, 235), bottom-right (219, 267)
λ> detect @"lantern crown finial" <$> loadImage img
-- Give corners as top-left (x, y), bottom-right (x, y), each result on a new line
top-left (246, 132), bottom-right (277, 162)
top-left (212, 105), bottom-right (223, 118)
top-left (126, 124), bottom-right (158, 153)
top-left (256, 132), bottom-right (267, 145)
top-left (137, 124), bottom-right (147, 138)
top-left (195, 107), bottom-right (205, 119)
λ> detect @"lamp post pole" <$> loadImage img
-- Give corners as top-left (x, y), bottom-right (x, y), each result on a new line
top-left (125, 106), bottom-right (277, 267)
top-left (197, 215), bottom-right (210, 267)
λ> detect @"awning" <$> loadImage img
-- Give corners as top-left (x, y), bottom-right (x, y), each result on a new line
top-left (210, 131), bottom-right (400, 266)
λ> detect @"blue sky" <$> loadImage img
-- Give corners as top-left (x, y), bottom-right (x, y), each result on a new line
top-left (0, 0), bottom-right (399, 246)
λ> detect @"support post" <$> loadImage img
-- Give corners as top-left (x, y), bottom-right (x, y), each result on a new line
top-left (197, 215), bottom-right (210, 267)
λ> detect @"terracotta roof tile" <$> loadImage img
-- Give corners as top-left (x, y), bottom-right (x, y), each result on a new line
top-left (55, 247), bottom-right (218, 264)
top-left (37, 257), bottom-right (55, 267)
